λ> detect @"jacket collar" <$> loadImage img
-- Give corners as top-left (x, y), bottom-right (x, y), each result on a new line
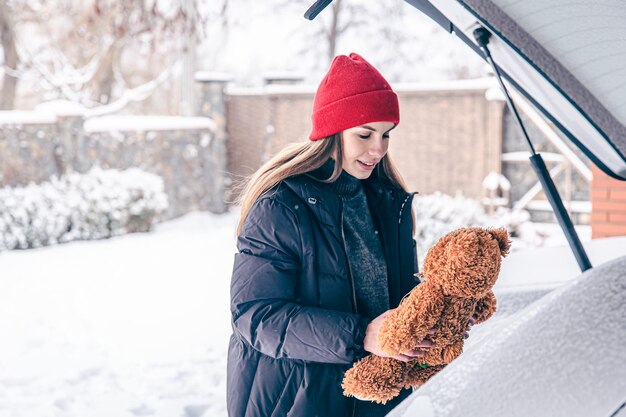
top-left (281, 159), bottom-right (410, 228)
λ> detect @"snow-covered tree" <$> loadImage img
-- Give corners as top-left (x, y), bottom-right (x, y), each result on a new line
top-left (0, 167), bottom-right (168, 251)
top-left (412, 191), bottom-right (538, 269)
top-left (2, 0), bottom-right (210, 113)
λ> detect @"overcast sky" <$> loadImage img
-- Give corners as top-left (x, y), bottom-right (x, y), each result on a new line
top-left (198, 0), bottom-right (487, 86)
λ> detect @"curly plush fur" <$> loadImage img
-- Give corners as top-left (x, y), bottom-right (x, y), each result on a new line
top-left (342, 227), bottom-right (511, 404)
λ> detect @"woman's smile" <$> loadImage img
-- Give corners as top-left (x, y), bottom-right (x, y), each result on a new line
top-left (357, 159), bottom-right (378, 170)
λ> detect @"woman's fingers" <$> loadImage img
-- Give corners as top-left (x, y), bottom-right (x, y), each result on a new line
top-left (414, 339), bottom-right (435, 348)
top-left (405, 349), bottom-right (425, 357)
top-left (392, 353), bottom-right (415, 362)
top-left (393, 350), bottom-right (426, 362)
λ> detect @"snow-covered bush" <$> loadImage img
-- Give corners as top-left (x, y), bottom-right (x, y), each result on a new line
top-left (0, 167), bottom-right (168, 251)
top-left (412, 191), bottom-right (532, 269)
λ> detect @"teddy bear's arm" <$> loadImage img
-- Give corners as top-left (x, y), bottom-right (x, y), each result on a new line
top-left (378, 284), bottom-right (446, 355)
top-left (473, 290), bottom-right (497, 323)
top-left (342, 355), bottom-right (408, 404)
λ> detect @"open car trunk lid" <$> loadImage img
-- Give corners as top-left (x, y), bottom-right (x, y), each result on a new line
top-left (405, 0), bottom-right (626, 180)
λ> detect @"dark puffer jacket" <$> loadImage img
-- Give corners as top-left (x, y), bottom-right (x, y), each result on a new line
top-left (227, 166), bottom-right (419, 417)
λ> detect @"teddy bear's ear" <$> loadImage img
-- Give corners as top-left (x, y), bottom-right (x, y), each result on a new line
top-left (490, 228), bottom-right (511, 257)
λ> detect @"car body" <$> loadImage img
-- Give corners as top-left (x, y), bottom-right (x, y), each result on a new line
top-left (387, 241), bottom-right (626, 417)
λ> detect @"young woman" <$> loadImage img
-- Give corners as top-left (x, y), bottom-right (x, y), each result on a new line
top-left (227, 53), bottom-right (431, 417)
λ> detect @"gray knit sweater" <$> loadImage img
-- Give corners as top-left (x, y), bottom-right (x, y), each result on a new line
top-left (328, 168), bottom-right (390, 319)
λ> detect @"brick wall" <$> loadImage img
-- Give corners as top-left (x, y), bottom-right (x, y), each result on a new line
top-left (226, 79), bottom-right (504, 200)
top-left (591, 165), bottom-right (626, 238)
top-left (391, 86), bottom-right (504, 197)
top-left (226, 88), bottom-right (313, 193)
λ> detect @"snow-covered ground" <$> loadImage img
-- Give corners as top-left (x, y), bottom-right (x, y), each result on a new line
top-left (0, 210), bottom-right (624, 417)
top-left (0, 211), bottom-right (238, 417)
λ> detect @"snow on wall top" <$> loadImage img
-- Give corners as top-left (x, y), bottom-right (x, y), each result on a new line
top-left (34, 100), bottom-right (86, 117)
top-left (388, 254), bottom-right (626, 417)
top-left (84, 116), bottom-right (217, 133)
top-left (392, 77), bottom-right (496, 93)
top-left (0, 111), bottom-right (57, 125)
top-left (261, 71), bottom-right (305, 81)
top-left (194, 71), bottom-right (234, 82)
top-left (226, 77), bottom-right (497, 96)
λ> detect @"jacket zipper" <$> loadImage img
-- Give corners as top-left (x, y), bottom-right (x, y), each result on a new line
top-left (338, 198), bottom-right (359, 316)
top-left (338, 198), bottom-right (359, 417)
top-left (398, 193), bottom-right (413, 224)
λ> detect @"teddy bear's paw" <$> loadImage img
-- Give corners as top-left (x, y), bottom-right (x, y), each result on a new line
top-left (342, 374), bottom-right (403, 404)
top-left (342, 356), bottom-right (408, 404)
top-left (419, 349), bottom-right (446, 366)
top-left (405, 364), bottom-right (446, 388)
top-left (474, 291), bottom-right (497, 323)
top-left (344, 386), bottom-right (403, 404)
top-left (441, 342), bottom-right (463, 363)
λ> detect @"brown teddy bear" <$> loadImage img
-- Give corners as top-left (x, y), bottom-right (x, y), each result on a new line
top-left (342, 227), bottom-right (511, 404)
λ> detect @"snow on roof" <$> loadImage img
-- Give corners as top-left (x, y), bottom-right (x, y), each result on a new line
top-left (485, 86), bottom-right (505, 101)
top-left (262, 71), bottom-right (305, 81)
top-left (501, 151), bottom-right (564, 163)
top-left (194, 71), bottom-right (234, 82)
top-left (227, 77), bottom-right (498, 96)
top-left (392, 77), bottom-right (497, 93)
top-left (482, 171), bottom-right (511, 191)
top-left (0, 111), bottom-right (57, 125)
top-left (226, 84), bottom-right (317, 96)
top-left (84, 115), bottom-right (217, 133)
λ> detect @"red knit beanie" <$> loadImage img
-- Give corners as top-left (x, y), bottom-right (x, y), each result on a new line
top-left (309, 52), bottom-right (399, 141)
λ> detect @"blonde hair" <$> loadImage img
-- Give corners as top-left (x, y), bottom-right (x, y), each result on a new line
top-left (235, 135), bottom-right (409, 234)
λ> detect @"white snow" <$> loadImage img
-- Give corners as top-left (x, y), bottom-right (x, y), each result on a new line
top-left (226, 84), bottom-right (317, 96)
top-left (392, 77), bottom-right (496, 93)
top-left (496, 234), bottom-right (626, 289)
top-left (226, 77), bottom-right (497, 97)
top-left (194, 72), bottom-right (234, 83)
top-left (0, 167), bottom-right (168, 250)
top-left (84, 116), bottom-right (217, 133)
top-left (482, 171), bottom-right (511, 191)
top-left (0, 111), bottom-right (57, 125)
top-left (485, 85), bottom-right (506, 101)
top-left (34, 100), bottom-right (86, 117)
top-left (261, 71), bottom-right (306, 82)
top-left (0, 210), bottom-right (238, 417)
top-left (0, 208), bottom-right (623, 417)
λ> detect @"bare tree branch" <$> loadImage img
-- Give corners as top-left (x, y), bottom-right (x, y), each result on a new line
top-left (0, 0), bottom-right (19, 109)
top-left (85, 60), bottom-right (180, 117)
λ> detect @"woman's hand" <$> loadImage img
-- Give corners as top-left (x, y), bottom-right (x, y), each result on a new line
top-left (363, 309), bottom-right (435, 362)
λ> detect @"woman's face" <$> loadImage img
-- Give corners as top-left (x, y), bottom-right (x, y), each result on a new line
top-left (340, 121), bottom-right (395, 179)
